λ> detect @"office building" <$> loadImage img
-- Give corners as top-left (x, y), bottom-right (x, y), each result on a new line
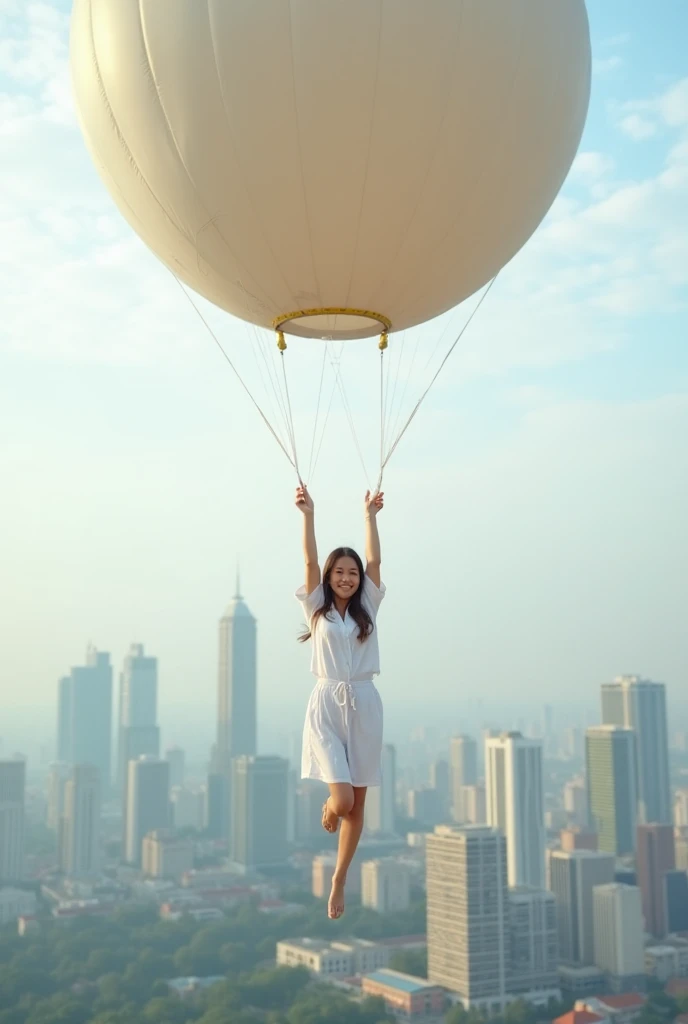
top-left (429, 758), bottom-right (450, 818)
top-left (46, 761), bottom-right (70, 832)
top-left (117, 644), bottom-right (160, 794)
top-left (450, 735), bottom-right (477, 822)
top-left (230, 756), bottom-right (288, 871)
top-left (59, 646), bottom-right (113, 794)
top-left (675, 828), bottom-right (688, 871)
top-left (59, 763), bottom-right (101, 878)
top-left (216, 577), bottom-right (257, 781)
top-left (561, 827), bottom-right (598, 852)
top-left (427, 825), bottom-right (509, 1010)
top-left (295, 779), bottom-right (328, 844)
top-left (365, 744), bottom-right (396, 834)
top-left (486, 732), bottom-right (545, 888)
top-left (645, 939), bottom-right (688, 984)
top-left (125, 757), bottom-right (170, 865)
top-left (564, 778), bottom-right (588, 826)
top-left (142, 829), bottom-right (194, 879)
top-left (166, 746), bottom-right (185, 788)
top-left (0, 760), bottom-right (25, 883)
top-left (407, 786), bottom-right (442, 827)
top-left (664, 870), bottom-right (688, 934)
top-left (204, 773), bottom-right (227, 839)
top-left (461, 784), bottom-right (487, 825)
top-left (362, 971), bottom-right (447, 1020)
top-left (312, 853), bottom-right (337, 899)
top-left (592, 883), bottom-right (644, 992)
top-left (508, 887), bottom-right (559, 999)
top-left (171, 786), bottom-right (205, 831)
top-left (601, 676), bottom-right (671, 824)
top-left (585, 726), bottom-right (637, 856)
top-left (277, 937), bottom-right (389, 977)
top-left (675, 789), bottom-right (688, 829)
top-left (636, 823), bottom-right (675, 938)
top-left (548, 849), bottom-right (615, 965)
top-left (361, 858), bottom-right (411, 913)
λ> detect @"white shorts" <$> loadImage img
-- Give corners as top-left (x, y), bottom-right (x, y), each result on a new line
top-left (301, 679), bottom-right (383, 788)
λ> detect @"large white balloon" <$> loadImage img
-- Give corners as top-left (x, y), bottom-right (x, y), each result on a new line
top-left (71, 0), bottom-right (590, 341)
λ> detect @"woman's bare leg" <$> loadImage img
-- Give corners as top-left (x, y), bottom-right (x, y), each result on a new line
top-left (322, 782), bottom-right (354, 833)
top-left (329, 786), bottom-right (367, 919)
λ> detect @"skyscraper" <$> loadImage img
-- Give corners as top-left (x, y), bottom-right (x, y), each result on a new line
top-left (636, 823), bottom-right (675, 938)
top-left (585, 725), bottom-right (637, 856)
top-left (427, 825), bottom-right (509, 1010)
top-left (46, 762), bottom-right (70, 832)
top-left (450, 736), bottom-right (477, 822)
top-left (365, 744), bottom-right (396, 834)
top-left (592, 884), bottom-right (644, 992)
top-left (486, 732), bottom-right (545, 888)
top-left (117, 644), bottom-right (160, 794)
top-left (663, 870), bottom-right (688, 935)
top-left (548, 849), bottom-right (615, 965)
top-left (429, 758), bottom-right (450, 818)
top-left (230, 756), bottom-right (288, 871)
top-left (508, 887), bottom-right (559, 999)
top-left (361, 858), bottom-right (411, 913)
top-left (59, 646), bottom-right (113, 795)
top-left (125, 757), bottom-right (170, 865)
top-left (216, 578), bottom-right (257, 835)
top-left (0, 760), bottom-right (25, 883)
top-left (601, 676), bottom-right (671, 825)
top-left (165, 746), bottom-right (185, 789)
top-left (59, 764), bottom-right (101, 878)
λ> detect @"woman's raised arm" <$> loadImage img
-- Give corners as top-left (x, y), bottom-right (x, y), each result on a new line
top-left (364, 489), bottom-right (384, 588)
top-left (295, 484), bottom-right (320, 594)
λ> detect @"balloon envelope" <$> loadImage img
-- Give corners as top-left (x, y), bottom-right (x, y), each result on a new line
top-left (71, 0), bottom-right (590, 340)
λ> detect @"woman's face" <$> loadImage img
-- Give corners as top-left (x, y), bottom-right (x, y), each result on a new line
top-left (329, 556), bottom-right (361, 601)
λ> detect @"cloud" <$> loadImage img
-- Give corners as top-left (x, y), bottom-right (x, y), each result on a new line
top-left (619, 114), bottom-right (657, 141)
top-left (570, 151), bottom-right (615, 182)
top-left (616, 76), bottom-right (688, 142)
top-left (593, 55), bottom-right (622, 77)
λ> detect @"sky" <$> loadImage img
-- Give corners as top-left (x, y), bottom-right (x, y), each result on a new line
top-left (1, 2), bottom-right (687, 761)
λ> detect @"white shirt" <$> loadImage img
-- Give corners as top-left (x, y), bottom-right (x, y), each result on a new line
top-left (296, 577), bottom-right (385, 682)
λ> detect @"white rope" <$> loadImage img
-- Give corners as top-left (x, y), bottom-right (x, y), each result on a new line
top-left (171, 275), bottom-right (297, 473)
top-left (328, 345), bottom-right (372, 489)
top-left (279, 350), bottom-right (303, 484)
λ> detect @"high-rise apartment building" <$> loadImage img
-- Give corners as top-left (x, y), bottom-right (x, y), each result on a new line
top-left (427, 825), bottom-right (509, 1011)
top-left (585, 726), bottom-right (637, 856)
top-left (124, 757), bottom-right (170, 865)
top-left (230, 756), bottom-right (288, 870)
top-left (508, 887), bottom-right (559, 999)
top-left (663, 870), bottom-right (688, 934)
top-left (58, 646), bottom-right (113, 794)
top-left (361, 858), bottom-right (411, 913)
top-left (450, 736), bottom-right (477, 822)
top-left (365, 744), bottom-right (396, 834)
top-left (142, 829), bottom-right (194, 880)
top-left (46, 761), bottom-right (70, 832)
top-left (486, 733), bottom-right (545, 888)
top-left (548, 849), bottom-right (615, 965)
top-left (601, 676), bottom-right (671, 824)
top-left (564, 777), bottom-right (588, 826)
top-left (675, 790), bottom-right (688, 828)
top-left (0, 760), bottom-right (25, 883)
top-left (165, 746), bottom-right (185, 788)
top-left (675, 829), bottom-right (688, 872)
top-left (592, 883), bottom-right (644, 992)
top-left (117, 644), bottom-right (160, 794)
top-left (59, 763), bottom-right (101, 878)
top-left (636, 823), bottom-right (675, 938)
top-left (429, 758), bottom-right (450, 818)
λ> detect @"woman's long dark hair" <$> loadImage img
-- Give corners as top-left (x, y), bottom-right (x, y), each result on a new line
top-left (299, 546), bottom-right (373, 644)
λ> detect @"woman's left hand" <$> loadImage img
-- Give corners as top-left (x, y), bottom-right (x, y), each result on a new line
top-left (364, 490), bottom-right (384, 517)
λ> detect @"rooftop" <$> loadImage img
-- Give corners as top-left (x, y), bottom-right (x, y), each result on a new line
top-left (554, 1012), bottom-right (605, 1024)
top-left (365, 969), bottom-right (435, 994)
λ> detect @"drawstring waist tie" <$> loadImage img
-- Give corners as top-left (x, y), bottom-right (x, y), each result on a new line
top-left (317, 678), bottom-right (374, 711)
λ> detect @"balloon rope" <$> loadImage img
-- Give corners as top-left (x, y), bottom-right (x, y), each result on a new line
top-left (379, 348), bottom-right (385, 493)
top-left (309, 348), bottom-right (339, 484)
top-left (328, 347), bottom-right (373, 490)
top-left (171, 275), bottom-right (297, 473)
top-left (306, 341), bottom-right (329, 484)
top-left (279, 350), bottom-right (303, 484)
top-left (381, 276), bottom-right (498, 473)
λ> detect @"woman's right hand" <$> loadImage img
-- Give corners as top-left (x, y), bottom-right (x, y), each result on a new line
top-left (295, 484), bottom-right (314, 515)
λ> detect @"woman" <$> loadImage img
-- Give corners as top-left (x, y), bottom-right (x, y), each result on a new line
top-left (295, 483), bottom-right (385, 919)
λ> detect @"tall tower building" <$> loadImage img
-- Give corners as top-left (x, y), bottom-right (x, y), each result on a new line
top-left (592, 883), bottom-right (644, 991)
top-left (450, 736), bottom-right (477, 822)
top-left (427, 825), bottom-right (509, 1010)
top-left (586, 726), bottom-right (637, 856)
top-left (230, 756), bottom-right (288, 871)
top-left (117, 644), bottom-right (160, 794)
top-left (548, 849), bottom-right (615, 965)
top-left (46, 762), bottom-right (71, 832)
top-left (601, 676), bottom-right (671, 824)
top-left (0, 760), bottom-right (26, 883)
top-left (125, 757), bottom-right (170, 865)
top-left (216, 578), bottom-right (257, 819)
top-left (486, 732), bottom-right (545, 888)
top-left (636, 823), bottom-right (675, 938)
top-left (365, 744), bottom-right (396, 834)
top-left (361, 858), bottom-right (411, 913)
top-left (59, 764), bottom-right (101, 878)
top-left (165, 746), bottom-right (186, 789)
top-left (59, 647), bottom-right (113, 795)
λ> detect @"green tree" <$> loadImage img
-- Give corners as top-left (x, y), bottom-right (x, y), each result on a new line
top-left (388, 948), bottom-right (427, 976)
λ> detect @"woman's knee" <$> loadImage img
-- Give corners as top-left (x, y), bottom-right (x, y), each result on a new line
top-left (329, 785), bottom-right (355, 818)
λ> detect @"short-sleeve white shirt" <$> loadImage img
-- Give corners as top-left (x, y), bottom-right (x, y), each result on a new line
top-left (296, 577), bottom-right (385, 683)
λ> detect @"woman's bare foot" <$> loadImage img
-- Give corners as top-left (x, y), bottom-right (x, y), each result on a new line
top-left (328, 876), bottom-right (345, 919)
top-left (322, 800), bottom-right (338, 833)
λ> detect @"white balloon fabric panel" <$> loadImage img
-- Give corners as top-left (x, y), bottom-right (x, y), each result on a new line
top-left (71, 0), bottom-right (591, 340)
